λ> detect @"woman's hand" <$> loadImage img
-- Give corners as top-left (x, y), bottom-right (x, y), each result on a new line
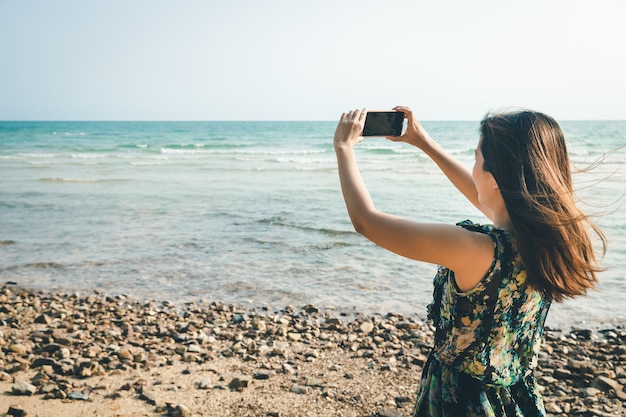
top-left (387, 106), bottom-right (434, 151)
top-left (334, 109), bottom-right (367, 151)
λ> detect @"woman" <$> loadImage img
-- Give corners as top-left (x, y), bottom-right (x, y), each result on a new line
top-left (333, 107), bottom-right (605, 416)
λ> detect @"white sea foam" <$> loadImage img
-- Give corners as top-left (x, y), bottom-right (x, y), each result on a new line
top-left (70, 153), bottom-right (109, 159)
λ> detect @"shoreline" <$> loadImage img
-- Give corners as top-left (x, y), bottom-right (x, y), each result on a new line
top-left (1, 284), bottom-right (625, 416)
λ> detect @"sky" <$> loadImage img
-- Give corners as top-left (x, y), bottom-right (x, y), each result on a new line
top-left (0, 0), bottom-right (625, 121)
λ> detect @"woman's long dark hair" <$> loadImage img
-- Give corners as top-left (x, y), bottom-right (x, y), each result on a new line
top-left (480, 110), bottom-right (606, 302)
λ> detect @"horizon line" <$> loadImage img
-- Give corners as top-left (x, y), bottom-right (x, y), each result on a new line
top-left (2, 118), bottom-right (626, 123)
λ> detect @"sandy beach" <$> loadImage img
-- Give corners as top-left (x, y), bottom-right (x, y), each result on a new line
top-left (1, 284), bottom-right (625, 417)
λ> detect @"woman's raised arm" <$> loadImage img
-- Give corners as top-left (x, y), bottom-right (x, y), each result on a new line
top-left (389, 106), bottom-right (493, 220)
top-left (334, 109), bottom-right (495, 292)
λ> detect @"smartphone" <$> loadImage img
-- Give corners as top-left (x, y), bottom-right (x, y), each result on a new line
top-left (362, 111), bottom-right (404, 137)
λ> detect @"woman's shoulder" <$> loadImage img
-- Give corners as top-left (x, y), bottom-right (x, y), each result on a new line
top-left (456, 220), bottom-right (516, 252)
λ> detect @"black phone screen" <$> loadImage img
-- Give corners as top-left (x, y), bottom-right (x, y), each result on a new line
top-left (362, 111), bottom-right (404, 137)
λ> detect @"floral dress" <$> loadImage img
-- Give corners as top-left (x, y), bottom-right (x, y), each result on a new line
top-left (413, 221), bottom-right (551, 417)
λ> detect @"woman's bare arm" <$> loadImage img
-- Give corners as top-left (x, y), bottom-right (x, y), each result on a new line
top-left (390, 106), bottom-right (494, 220)
top-left (334, 109), bottom-right (494, 291)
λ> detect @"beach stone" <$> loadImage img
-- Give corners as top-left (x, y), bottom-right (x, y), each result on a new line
top-left (117, 348), bottom-right (133, 360)
top-left (302, 304), bottom-right (319, 314)
top-left (11, 382), bottom-right (37, 396)
top-left (187, 344), bottom-right (202, 353)
top-left (165, 403), bottom-right (191, 417)
top-left (30, 358), bottom-right (60, 369)
top-left (325, 318), bottom-right (343, 329)
top-left (231, 313), bottom-right (246, 324)
top-left (252, 319), bottom-right (267, 331)
top-left (31, 372), bottom-right (49, 385)
top-left (6, 405), bottom-right (26, 417)
top-left (107, 344), bottom-right (120, 352)
top-left (572, 329), bottom-right (593, 340)
top-left (282, 362), bottom-right (296, 374)
top-left (39, 383), bottom-right (58, 394)
top-left (591, 375), bottom-right (622, 392)
top-left (10, 344), bottom-right (29, 356)
top-left (253, 370), bottom-right (274, 380)
top-left (582, 387), bottom-right (602, 397)
top-left (228, 376), bottom-right (251, 390)
top-left (140, 389), bottom-right (158, 405)
top-left (287, 332), bottom-right (302, 342)
top-left (544, 402), bottom-right (563, 414)
top-left (41, 343), bottom-right (62, 354)
top-left (360, 321), bottom-right (375, 334)
top-left (305, 377), bottom-right (326, 388)
top-left (55, 347), bottom-right (71, 359)
top-left (553, 368), bottom-right (572, 379)
top-left (67, 391), bottom-right (89, 401)
top-left (378, 407), bottom-right (403, 417)
top-left (183, 353), bottom-right (197, 362)
top-left (34, 313), bottom-right (52, 324)
top-left (289, 384), bottom-right (308, 395)
top-left (198, 377), bottom-right (212, 389)
top-left (567, 359), bottom-right (595, 374)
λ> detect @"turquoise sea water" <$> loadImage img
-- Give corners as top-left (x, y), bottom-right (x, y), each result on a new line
top-left (1, 120), bottom-right (624, 330)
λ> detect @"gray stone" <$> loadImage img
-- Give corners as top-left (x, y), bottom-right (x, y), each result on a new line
top-left (287, 332), bottom-right (302, 342)
top-left (582, 387), bottom-right (602, 397)
top-left (378, 407), bottom-right (403, 417)
top-left (11, 382), bottom-right (37, 396)
top-left (282, 363), bottom-right (296, 374)
top-left (198, 377), bottom-right (212, 389)
top-left (544, 402), bottom-right (563, 414)
top-left (253, 370), bottom-right (275, 380)
top-left (289, 384), bottom-right (308, 395)
top-left (140, 389), bottom-right (158, 405)
top-left (591, 375), bottom-right (622, 392)
top-left (187, 344), bottom-right (202, 353)
top-left (305, 377), bottom-right (326, 387)
top-left (67, 391), bottom-right (89, 401)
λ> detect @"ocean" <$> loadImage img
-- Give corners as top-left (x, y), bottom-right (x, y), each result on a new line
top-left (1, 120), bottom-right (624, 330)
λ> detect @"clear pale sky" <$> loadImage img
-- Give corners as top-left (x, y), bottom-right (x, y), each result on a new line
top-left (1, 0), bottom-right (625, 121)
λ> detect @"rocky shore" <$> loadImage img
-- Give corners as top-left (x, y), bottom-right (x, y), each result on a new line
top-left (0, 284), bottom-right (625, 417)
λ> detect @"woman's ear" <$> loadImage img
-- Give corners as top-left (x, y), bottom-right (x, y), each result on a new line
top-left (487, 172), bottom-right (501, 192)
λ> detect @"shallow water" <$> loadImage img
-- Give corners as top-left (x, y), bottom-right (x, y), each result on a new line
top-left (1, 120), bottom-right (624, 330)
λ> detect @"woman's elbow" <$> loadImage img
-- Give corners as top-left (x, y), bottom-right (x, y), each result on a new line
top-left (349, 213), bottom-right (374, 237)
top-left (351, 220), bottom-right (367, 236)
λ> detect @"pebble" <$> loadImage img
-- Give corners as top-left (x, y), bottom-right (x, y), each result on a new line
top-left (227, 376), bottom-right (251, 390)
top-left (198, 377), bottom-right (212, 389)
top-left (67, 391), bottom-right (90, 401)
top-left (360, 321), bottom-right (375, 334)
top-left (11, 382), bottom-right (37, 396)
top-left (165, 403), bottom-right (191, 417)
top-left (378, 406), bottom-right (403, 417)
top-left (9, 344), bottom-right (28, 356)
top-left (6, 405), bottom-right (27, 417)
top-left (289, 384), bottom-right (308, 395)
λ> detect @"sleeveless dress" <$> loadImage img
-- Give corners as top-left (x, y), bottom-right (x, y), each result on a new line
top-left (413, 221), bottom-right (552, 417)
